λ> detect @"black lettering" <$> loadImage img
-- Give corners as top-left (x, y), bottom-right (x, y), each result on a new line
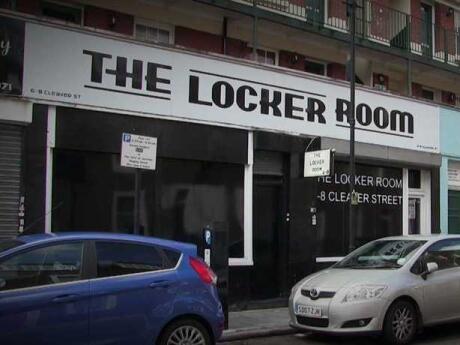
top-left (105, 57), bottom-right (143, 89)
top-left (83, 50), bottom-right (112, 83)
top-left (356, 103), bottom-right (372, 126)
top-left (236, 85), bottom-right (257, 111)
top-left (145, 62), bottom-right (172, 94)
top-left (189, 76), bottom-right (212, 106)
top-left (260, 89), bottom-right (282, 117)
top-left (374, 107), bottom-right (389, 129)
top-left (306, 98), bottom-right (326, 123)
top-left (390, 110), bottom-right (414, 134)
top-left (212, 81), bottom-right (234, 108)
top-left (285, 93), bottom-right (304, 120)
top-left (335, 98), bottom-right (350, 123)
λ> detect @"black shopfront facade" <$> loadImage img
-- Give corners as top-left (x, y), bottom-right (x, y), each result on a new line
top-left (14, 18), bottom-right (442, 313)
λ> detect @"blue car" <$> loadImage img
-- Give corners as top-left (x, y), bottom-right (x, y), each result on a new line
top-left (0, 232), bottom-right (224, 345)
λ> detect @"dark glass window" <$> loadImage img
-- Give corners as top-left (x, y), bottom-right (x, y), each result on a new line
top-left (52, 149), bottom-right (244, 258)
top-left (421, 89), bottom-right (434, 101)
top-left (408, 169), bottom-right (421, 189)
top-left (448, 190), bottom-right (460, 234)
top-left (41, 1), bottom-right (82, 24)
top-left (96, 242), bottom-right (171, 278)
top-left (304, 60), bottom-right (326, 76)
top-left (0, 242), bottom-right (83, 291)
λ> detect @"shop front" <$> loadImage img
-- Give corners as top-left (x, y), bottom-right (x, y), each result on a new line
top-left (440, 107), bottom-right (460, 234)
top-left (3, 16), bottom-right (441, 309)
top-left (0, 16), bottom-right (32, 240)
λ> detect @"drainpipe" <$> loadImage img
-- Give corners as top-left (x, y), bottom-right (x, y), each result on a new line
top-left (252, 0), bottom-right (258, 61)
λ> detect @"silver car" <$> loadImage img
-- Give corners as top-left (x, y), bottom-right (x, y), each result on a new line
top-left (289, 235), bottom-right (460, 344)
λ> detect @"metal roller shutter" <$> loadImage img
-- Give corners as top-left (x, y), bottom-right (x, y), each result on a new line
top-left (0, 124), bottom-right (22, 240)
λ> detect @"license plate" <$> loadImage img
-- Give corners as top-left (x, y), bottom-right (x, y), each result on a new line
top-left (296, 304), bottom-right (322, 317)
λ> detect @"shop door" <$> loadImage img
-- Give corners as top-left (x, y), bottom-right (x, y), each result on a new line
top-left (421, 3), bottom-right (433, 57)
top-left (448, 190), bottom-right (460, 234)
top-left (251, 177), bottom-right (285, 300)
top-left (0, 124), bottom-right (23, 240)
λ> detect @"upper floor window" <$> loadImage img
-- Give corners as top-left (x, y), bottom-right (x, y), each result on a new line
top-left (304, 58), bottom-right (326, 76)
top-left (41, 1), bottom-right (83, 25)
top-left (248, 46), bottom-right (277, 65)
top-left (134, 19), bottom-right (173, 44)
top-left (421, 88), bottom-right (435, 101)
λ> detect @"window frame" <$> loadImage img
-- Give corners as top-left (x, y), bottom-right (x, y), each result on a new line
top-left (87, 239), bottom-right (182, 281)
top-left (0, 240), bottom-right (90, 293)
top-left (246, 45), bottom-right (279, 66)
top-left (40, 0), bottom-right (84, 26)
top-left (133, 17), bottom-right (174, 45)
top-left (304, 57), bottom-right (327, 76)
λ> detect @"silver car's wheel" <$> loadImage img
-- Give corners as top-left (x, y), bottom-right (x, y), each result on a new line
top-left (383, 300), bottom-right (417, 345)
top-left (159, 319), bottom-right (212, 345)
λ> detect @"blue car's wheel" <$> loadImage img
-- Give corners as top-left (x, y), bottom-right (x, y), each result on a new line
top-left (159, 319), bottom-right (211, 345)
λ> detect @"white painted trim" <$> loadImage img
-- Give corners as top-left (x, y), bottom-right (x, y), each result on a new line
top-left (315, 256), bottom-right (344, 263)
top-left (229, 131), bottom-right (254, 266)
top-left (45, 106), bottom-right (56, 233)
top-left (403, 168), bottom-right (409, 235)
top-left (133, 17), bottom-right (174, 45)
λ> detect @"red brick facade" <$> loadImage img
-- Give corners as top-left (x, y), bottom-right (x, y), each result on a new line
top-left (435, 3), bottom-right (455, 55)
top-left (279, 50), bottom-right (305, 71)
top-left (442, 90), bottom-right (456, 106)
top-left (16, 0), bottom-right (40, 15)
top-left (84, 6), bottom-right (133, 36)
top-left (327, 63), bottom-right (346, 80)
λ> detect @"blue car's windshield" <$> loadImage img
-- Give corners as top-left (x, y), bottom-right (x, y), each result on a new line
top-left (0, 240), bottom-right (24, 254)
top-left (334, 240), bottom-right (426, 269)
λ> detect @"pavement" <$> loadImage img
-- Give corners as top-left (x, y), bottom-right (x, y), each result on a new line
top-left (220, 307), bottom-right (296, 342)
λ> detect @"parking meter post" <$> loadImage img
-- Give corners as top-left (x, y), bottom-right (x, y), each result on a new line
top-left (134, 168), bottom-right (141, 235)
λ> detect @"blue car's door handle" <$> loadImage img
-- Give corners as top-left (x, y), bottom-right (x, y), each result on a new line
top-left (149, 280), bottom-right (172, 288)
top-left (51, 294), bottom-right (80, 303)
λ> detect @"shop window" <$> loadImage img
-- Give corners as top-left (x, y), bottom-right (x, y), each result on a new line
top-left (41, 1), bottom-right (82, 24)
top-left (52, 150), bottom-right (244, 257)
top-left (135, 19), bottom-right (173, 44)
top-left (304, 59), bottom-right (326, 76)
top-left (448, 190), bottom-right (460, 234)
top-left (409, 169), bottom-right (421, 189)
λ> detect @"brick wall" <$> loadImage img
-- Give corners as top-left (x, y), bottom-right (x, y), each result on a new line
top-left (327, 63), bottom-right (346, 80)
top-left (370, 0), bottom-right (391, 41)
top-left (175, 27), bottom-right (222, 54)
top-left (16, 0), bottom-right (40, 15)
top-left (442, 90), bottom-right (456, 106)
top-left (435, 3), bottom-right (455, 54)
top-left (411, 0), bottom-right (422, 44)
top-left (328, 0), bottom-right (347, 21)
top-left (412, 82), bottom-right (423, 98)
top-left (84, 6), bottom-right (133, 35)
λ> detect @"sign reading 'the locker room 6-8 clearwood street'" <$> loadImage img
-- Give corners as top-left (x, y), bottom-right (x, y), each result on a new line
top-left (121, 133), bottom-right (157, 170)
top-left (304, 149), bottom-right (333, 177)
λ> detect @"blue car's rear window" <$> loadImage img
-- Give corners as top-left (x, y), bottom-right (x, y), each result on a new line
top-left (0, 240), bottom-right (24, 254)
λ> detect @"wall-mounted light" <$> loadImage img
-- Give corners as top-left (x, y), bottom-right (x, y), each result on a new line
top-left (377, 73), bottom-right (386, 84)
top-left (291, 54), bottom-right (299, 64)
top-left (447, 7), bottom-right (454, 17)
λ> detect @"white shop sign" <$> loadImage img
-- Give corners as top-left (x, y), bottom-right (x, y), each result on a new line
top-left (120, 133), bottom-right (157, 170)
top-left (23, 23), bottom-right (440, 153)
top-left (304, 149), bottom-right (332, 177)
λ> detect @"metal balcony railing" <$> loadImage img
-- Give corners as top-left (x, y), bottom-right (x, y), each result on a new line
top-left (234, 0), bottom-right (460, 66)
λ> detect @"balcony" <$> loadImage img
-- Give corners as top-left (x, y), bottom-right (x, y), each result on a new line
top-left (231, 0), bottom-right (460, 66)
